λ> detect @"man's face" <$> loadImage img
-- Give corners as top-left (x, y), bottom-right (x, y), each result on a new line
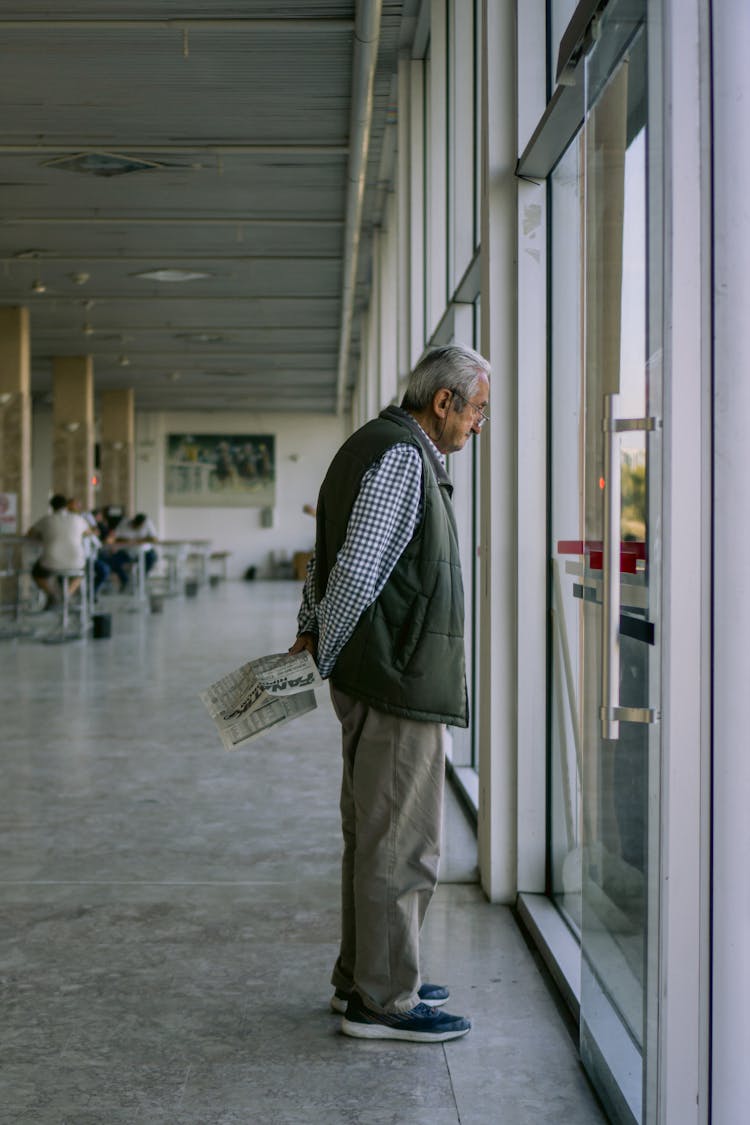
top-left (436, 374), bottom-right (490, 455)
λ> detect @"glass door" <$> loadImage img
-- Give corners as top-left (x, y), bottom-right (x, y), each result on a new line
top-left (549, 2), bottom-right (662, 1120)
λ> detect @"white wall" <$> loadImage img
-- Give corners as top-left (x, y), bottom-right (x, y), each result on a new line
top-left (28, 405), bottom-right (345, 579)
top-left (134, 410), bottom-right (345, 579)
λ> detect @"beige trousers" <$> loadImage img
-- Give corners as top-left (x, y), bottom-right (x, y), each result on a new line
top-left (329, 686), bottom-right (445, 1013)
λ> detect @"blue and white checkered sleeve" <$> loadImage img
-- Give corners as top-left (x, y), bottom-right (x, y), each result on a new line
top-left (315, 443), bottom-right (423, 678)
top-left (296, 552), bottom-right (318, 636)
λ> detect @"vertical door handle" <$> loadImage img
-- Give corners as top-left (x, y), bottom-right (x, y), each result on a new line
top-left (600, 393), bottom-right (661, 739)
top-left (601, 393), bottom-right (621, 739)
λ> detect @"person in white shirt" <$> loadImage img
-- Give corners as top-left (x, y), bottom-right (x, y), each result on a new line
top-left (26, 493), bottom-right (91, 608)
top-left (110, 513), bottom-right (159, 591)
top-left (67, 497), bottom-right (111, 597)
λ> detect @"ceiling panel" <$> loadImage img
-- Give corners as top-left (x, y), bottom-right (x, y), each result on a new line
top-left (0, 1), bottom-right (408, 413)
top-left (2, 3), bottom-right (355, 16)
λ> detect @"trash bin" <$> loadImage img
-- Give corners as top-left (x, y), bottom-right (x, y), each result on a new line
top-left (184, 580), bottom-right (199, 597)
top-left (150, 595), bottom-right (164, 614)
top-left (92, 613), bottom-right (112, 639)
top-left (209, 574), bottom-right (221, 588)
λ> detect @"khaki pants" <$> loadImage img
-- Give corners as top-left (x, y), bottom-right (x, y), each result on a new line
top-left (330, 686), bottom-right (445, 1013)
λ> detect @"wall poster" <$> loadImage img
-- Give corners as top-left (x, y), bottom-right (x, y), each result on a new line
top-left (165, 433), bottom-right (275, 507)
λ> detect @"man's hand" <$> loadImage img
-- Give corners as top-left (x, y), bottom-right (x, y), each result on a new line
top-left (289, 631), bottom-right (317, 659)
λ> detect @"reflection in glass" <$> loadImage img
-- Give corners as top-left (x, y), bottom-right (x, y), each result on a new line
top-left (581, 109), bottom-right (650, 1027)
top-left (579, 18), bottom-right (658, 1123)
top-left (549, 137), bottom-right (585, 936)
top-left (548, 4), bottom-right (659, 1118)
top-left (548, 0), bottom-right (584, 87)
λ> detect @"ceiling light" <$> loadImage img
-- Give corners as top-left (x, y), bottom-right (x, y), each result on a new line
top-left (13, 249), bottom-right (43, 260)
top-left (118, 355), bottom-right (130, 367)
top-left (175, 331), bottom-right (224, 343)
top-left (31, 279), bottom-right (46, 294)
top-left (136, 269), bottom-right (211, 283)
top-left (69, 272), bottom-right (90, 285)
top-left (82, 323), bottom-right (94, 336)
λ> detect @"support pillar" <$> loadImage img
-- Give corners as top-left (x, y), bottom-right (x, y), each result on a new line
top-left (477, 0), bottom-right (518, 902)
top-left (52, 356), bottom-right (94, 509)
top-left (0, 308), bottom-right (31, 607)
top-left (0, 307), bottom-right (32, 534)
top-left (99, 388), bottom-right (135, 512)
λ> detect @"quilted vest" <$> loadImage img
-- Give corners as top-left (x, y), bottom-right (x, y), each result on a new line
top-left (315, 405), bottom-right (468, 726)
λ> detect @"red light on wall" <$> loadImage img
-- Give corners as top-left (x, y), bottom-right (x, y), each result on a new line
top-left (599, 477), bottom-right (606, 490)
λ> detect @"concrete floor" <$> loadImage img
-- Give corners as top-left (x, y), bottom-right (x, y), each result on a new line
top-left (0, 580), bottom-right (607, 1125)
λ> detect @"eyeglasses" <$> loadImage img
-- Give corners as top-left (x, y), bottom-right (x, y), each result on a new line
top-left (450, 389), bottom-right (490, 428)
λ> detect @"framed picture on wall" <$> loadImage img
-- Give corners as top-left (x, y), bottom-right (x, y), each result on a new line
top-left (165, 433), bottom-right (275, 507)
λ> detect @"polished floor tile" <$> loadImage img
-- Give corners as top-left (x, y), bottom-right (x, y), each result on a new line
top-left (0, 581), bottom-right (607, 1124)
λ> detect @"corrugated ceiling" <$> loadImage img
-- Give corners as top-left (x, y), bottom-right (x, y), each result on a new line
top-left (0, 1), bottom-right (411, 413)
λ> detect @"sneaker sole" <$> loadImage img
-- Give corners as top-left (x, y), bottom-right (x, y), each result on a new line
top-left (340, 1017), bottom-right (470, 1043)
top-left (331, 994), bottom-right (448, 1015)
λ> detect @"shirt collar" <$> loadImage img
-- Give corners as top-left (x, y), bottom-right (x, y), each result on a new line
top-left (379, 404), bottom-right (451, 487)
top-left (414, 421), bottom-right (446, 467)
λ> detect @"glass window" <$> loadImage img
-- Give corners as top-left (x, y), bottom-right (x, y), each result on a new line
top-left (548, 0), bottom-right (584, 89)
top-left (449, 300), bottom-right (482, 773)
top-left (423, 45), bottom-right (431, 343)
top-left (547, 3), bottom-right (661, 1117)
top-left (474, 0), bottom-right (482, 249)
top-left (549, 135), bottom-right (585, 934)
top-left (448, 0), bottom-right (476, 290)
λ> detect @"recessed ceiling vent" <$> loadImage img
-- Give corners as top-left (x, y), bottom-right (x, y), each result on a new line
top-left (175, 332), bottom-right (225, 343)
top-left (43, 152), bottom-right (163, 177)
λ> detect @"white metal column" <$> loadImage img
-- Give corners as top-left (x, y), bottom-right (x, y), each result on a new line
top-left (477, 0), bottom-right (518, 902)
top-left (656, 0), bottom-right (712, 1121)
top-left (711, 1), bottom-right (750, 1120)
top-left (515, 0), bottom-right (547, 895)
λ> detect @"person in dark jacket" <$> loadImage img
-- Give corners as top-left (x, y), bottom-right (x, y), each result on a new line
top-left (290, 344), bottom-right (490, 1042)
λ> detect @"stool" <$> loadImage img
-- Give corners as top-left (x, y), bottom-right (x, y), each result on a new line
top-left (43, 568), bottom-right (88, 643)
top-left (186, 548), bottom-right (209, 587)
top-left (209, 550), bottom-right (231, 582)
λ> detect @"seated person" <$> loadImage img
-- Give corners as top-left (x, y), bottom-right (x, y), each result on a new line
top-left (110, 512), bottom-right (159, 592)
top-left (26, 493), bottom-right (92, 609)
top-left (67, 498), bottom-right (111, 598)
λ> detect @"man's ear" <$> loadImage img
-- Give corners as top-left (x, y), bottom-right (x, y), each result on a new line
top-left (433, 387), bottom-right (453, 418)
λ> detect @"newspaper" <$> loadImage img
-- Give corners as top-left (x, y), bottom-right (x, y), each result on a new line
top-left (200, 650), bottom-right (323, 750)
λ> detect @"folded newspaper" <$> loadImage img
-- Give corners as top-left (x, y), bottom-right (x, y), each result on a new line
top-left (200, 650), bottom-right (323, 750)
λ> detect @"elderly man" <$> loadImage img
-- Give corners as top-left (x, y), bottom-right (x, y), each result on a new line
top-left (290, 344), bottom-right (491, 1043)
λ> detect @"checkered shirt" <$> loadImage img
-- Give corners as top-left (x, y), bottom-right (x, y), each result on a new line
top-left (297, 430), bottom-right (445, 678)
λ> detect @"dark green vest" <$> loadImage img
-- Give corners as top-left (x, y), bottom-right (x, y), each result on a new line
top-left (315, 405), bottom-right (468, 727)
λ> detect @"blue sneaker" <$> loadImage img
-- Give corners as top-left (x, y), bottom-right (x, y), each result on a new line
top-left (341, 992), bottom-right (471, 1042)
top-left (331, 982), bottom-right (449, 1014)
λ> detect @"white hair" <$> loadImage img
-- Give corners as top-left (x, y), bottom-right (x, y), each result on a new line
top-left (401, 344), bottom-right (490, 412)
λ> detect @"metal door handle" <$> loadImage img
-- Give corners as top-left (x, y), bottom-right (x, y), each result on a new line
top-left (600, 393), bottom-right (621, 738)
top-left (600, 392), bottom-right (660, 739)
